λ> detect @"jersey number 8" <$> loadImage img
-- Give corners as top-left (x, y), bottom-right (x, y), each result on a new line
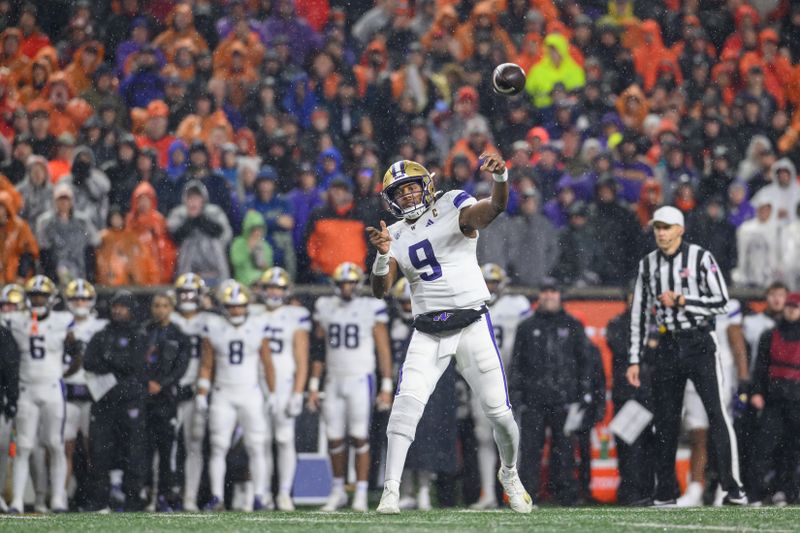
top-left (329, 324), bottom-right (359, 349)
top-left (229, 340), bottom-right (244, 365)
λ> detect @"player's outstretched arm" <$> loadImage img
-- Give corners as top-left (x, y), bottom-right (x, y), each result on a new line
top-left (459, 152), bottom-right (509, 234)
top-left (373, 322), bottom-right (393, 410)
top-left (367, 220), bottom-right (398, 299)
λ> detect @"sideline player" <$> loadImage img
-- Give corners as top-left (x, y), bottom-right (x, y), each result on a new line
top-left (0, 284), bottom-right (23, 512)
top-left (6, 276), bottom-right (79, 513)
top-left (368, 156), bottom-right (533, 514)
top-left (63, 279), bottom-right (107, 501)
top-left (196, 281), bottom-right (275, 511)
top-left (308, 262), bottom-right (393, 512)
top-left (252, 267), bottom-right (310, 511)
top-left (171, 273), bottom-right (212, 511)
top-left (471, 264), bottom-right (531, 509)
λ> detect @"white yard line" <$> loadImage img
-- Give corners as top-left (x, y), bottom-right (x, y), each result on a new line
top-left (614, 522), bottom-right (794, 532)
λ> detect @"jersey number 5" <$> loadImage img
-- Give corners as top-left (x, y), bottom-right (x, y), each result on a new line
top-left (409, 239), bottom-right (442, 281)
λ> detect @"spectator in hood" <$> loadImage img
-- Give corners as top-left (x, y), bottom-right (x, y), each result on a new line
top-left (733, 193), bottom-right (781, 288)
top-left (525, 33), bottom-right (585, 111)
top-left (16, 154), bottom-right (53, 226)
top-left (634, 179), bottom-right (663, 230)
top-left (167, 180), bottom-right (232, 284)
top-left (35, 182), bottom-right (99, 284)
top-left (698, 145), bottom-right (736, 206)
top-left (261, 0), bottom-right (322, 66)
top-left (95, 206), bottom-right (159, 286)
top-left (316, 147), bottom-right (345, 191)
top-left (244, 166), bottom-right (296, 277)
top-left (0, 190), bottom-right (38, 284)
top-left (783, 204), bottom-right (800, 291)
top-left (102, 134), bottom-right (139, 214)
top-left (727, 181), bottom-right (755, 228)
top-left (229, 209), bottom-right (274, 286)
top-left (685, 196), bottom-right (738, 282)
top-left (119, 46), bottom-right (165, 109)
top-left (286, 162), bottom-right (324, 277)
top-left (126, 181), bottom-right (177, 284)
top-left (166, 139), bottom-right (189, 181)
top-left (532, 144), bottom-right (564, 203)
top-left (153, 4), bottom-right (209, 61)
top-left (135, 100), bottom-right (175, 169)
top-left (176, 141), bottom-right (235, 224)
top-left (757, 158), bottom-right (800, 226)
top-left (282, 72), bottom-right (318, 131)
top-left (613, 134), bottom-right (654, 204)
top-left (506, 186), bottom-right (558, 287)
top-left (588, 175), bottom-right (641, 286)
top-left (3, 133), bottom-right (34, 185)
top-left (58, 145), bottom-right (111, 229)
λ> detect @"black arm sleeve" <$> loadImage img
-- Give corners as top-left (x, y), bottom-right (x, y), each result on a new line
top-left (83, 331), bottom-right (111, 374)
top-left (170, 218), bottom-right (195, 244)
top-left (193, 214), bottom-right (224, 238)
top-left (751, 329), bottom-right (773, 396)
top-left (0, 327), bottom-right (20, 408)
top-left (161, 329), bottom-right (190, 389)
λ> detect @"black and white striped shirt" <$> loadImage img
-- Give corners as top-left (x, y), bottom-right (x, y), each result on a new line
top-left (629, 241), bottom-right (730, 364)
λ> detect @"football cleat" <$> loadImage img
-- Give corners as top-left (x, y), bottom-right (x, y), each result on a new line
top-left (498, 466), bottom-right (533, 514)
top-left (376, 481), bottom-right (400, 515)
top-left (351, 491), bottom-right (368, 513)
top-left (203, 496), bottom-right (224, 512)
top-left (722, 490), bottom-right (748, 506)
top-left (320, 488), bottom-right (347, 512)
top-left (275, 493), bottom-right (295, 511)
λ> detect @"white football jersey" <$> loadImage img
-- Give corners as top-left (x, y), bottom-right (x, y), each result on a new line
top-left (7, 310), bottom-right (74, 384)
top-left (204, 313), bottom-right (267, 389)
top-left (65, 314), bottom-right (107, 386)
top-left (314, 296), bottom-right (388, 377)
top-left (742, 311), bottom-right (776, 374)
top-left (713, 299), bottom-right (743, 369)
top-left (171, 311), bottom-right (212, 387)
top-left (388, 190), bottom-right (490, 315)
top-left (258, 305), bottom-right (312, 387)
top-left (488, 294), bottom-right (532, 367)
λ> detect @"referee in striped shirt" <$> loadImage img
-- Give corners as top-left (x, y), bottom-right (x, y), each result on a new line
top-left (625, 206), bottom-right (747, 506)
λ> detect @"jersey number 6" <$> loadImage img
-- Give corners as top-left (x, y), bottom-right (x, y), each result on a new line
top-left (409, 239), bottom-right (442, 281)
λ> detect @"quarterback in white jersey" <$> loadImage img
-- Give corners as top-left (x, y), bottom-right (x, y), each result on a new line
top-left (368, 156), bottom-right (533, 514)
top-left (170, 273), bottom-right (213, 512)
top-left (5, 276), bottom-right (78, 513)
top-left (251, 267), bottom-right (310, 511)
top-left (196, 281), bottom-right (275, 512)
top-left (471, 264), bottom-right (531, 509)
top-left (62, 279), bottom-right (107, 498)
top-left (308, 262), bottom-right (393, 513)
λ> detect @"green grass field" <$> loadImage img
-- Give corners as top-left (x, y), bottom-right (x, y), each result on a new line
top-left (1, 507), bottom-right (799, 532)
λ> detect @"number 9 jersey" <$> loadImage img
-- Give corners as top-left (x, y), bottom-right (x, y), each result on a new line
top-left (313, 295), bottom-right (388, 377)
top-left (387, 190), bottom-right (490, 315)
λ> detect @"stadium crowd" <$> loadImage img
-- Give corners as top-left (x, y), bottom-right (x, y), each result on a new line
top-left (0, 0), bottom-right (799, 514)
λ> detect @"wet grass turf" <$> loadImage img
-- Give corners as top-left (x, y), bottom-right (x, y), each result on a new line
top-left (1, 506), bottom-right (799, 532)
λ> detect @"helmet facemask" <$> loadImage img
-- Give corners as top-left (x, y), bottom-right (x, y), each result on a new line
top-left (382, 175), bottom-right (435, 221)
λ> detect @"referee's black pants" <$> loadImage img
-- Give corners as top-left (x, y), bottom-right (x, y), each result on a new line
top-left (651, 329), bottom-right (743, 501)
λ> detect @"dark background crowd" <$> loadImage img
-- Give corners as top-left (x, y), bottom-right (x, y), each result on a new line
top-left (1, 0), bottom-right (799, 293)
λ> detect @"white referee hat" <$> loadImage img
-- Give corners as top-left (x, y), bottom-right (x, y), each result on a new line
top-left (650, 206), bottom-right (684, 227)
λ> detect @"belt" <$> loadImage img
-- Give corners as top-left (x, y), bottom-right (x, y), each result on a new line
top-left (662, 324), bottom-right (711, 339)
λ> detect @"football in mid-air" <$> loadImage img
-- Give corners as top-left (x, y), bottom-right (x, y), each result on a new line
top-left (492, 63), bottom-right (526, 96)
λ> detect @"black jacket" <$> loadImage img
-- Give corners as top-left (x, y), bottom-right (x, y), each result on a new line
top-left (144, 321), bottom-right (190, 401)
top-left (84, 320), bottom-right (148, 403)
top-left (753, 319), bottom-right (800, 401)
top-left (0, 325), bottom-right (19, 413)
top-left (508, 309), bottom-right (594, 409)
top-left (607, 310), bottom-right (635, 407)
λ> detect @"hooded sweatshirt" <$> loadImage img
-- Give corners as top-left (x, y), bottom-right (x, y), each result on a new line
top-left (16, 155), bottom-right (53, 225)
top-left (58, 145), bottom-right (111, 229)
top-left (0, 190), bottom-right (38, 283)
top-left (758, 158), bottom-right (800, 226)
top-left (229, 209), bottom-right (274, 286)
top-left (525, 33), bottom-right (586, 108)
top-left (126, 181), bottom-right (177, 284)
top-left (167, 180), bottom-right (232, 282)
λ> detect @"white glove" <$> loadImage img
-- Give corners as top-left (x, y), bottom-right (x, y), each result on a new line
top-left (265, 394), bottom-right (279, 415)
top-left (286, 392), bottom-right (304, 417)
top-left (195, 394), bottom-right (209, 412)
